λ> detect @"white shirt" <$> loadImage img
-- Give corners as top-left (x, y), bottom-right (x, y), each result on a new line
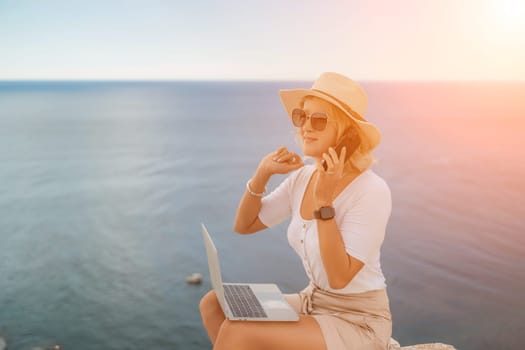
top-left (258, 164), bottom-right (391, 294)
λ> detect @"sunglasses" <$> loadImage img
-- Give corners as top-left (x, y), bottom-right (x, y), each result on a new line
top-left (291, 108), bottom-right (329, 131)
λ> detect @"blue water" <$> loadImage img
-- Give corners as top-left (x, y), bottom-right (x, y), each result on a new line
top-left (0, 81), bottom-right (524, 349)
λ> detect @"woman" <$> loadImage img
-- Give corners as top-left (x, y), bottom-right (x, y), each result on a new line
top-left (199, 72), bottom-right (393, 350)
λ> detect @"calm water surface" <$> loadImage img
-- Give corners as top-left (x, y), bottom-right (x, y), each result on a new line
top-left (0, 81), bottom-right (524, 349)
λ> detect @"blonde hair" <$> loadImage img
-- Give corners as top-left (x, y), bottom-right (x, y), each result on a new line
top-left (294, 96), bottom-right (378, 174)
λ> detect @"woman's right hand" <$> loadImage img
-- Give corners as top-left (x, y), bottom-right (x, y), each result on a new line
top-left (258, 146), bottom-right (304, 176)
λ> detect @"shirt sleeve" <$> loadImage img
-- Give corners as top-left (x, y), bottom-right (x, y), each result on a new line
top-left (258, 169), bottom-right (300, 228)
top-left (339, 180), bottom-right (392, 263)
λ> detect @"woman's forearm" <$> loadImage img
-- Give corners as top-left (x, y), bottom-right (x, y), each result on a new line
top-left (233, 146), bottom-right (302, 233)
top-left (316, 218), bottom-right (354, 289)
top-left (233, 168), bottom-right (271, 233)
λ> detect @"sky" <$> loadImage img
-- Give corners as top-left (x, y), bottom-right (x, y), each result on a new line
top-left (1, 0), bottom-right (524, 81)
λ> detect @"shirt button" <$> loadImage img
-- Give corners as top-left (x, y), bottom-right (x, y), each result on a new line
top-left (303, 224), bottom-right (306, 229)
top-left (300, 239), bottom-right (304, 243)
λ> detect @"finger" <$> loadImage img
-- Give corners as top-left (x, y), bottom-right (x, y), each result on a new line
top-left (340, 146), bottom-right (347, 164)
top-left (275, 153), bottom-right (298, 163)
top-left (322, 153), bottom-right (335, 170)
top-left (289, 153), bottom-right (303, 164)
top-left (275, 150), bottom-right (301, 163)
top-left (273, 146), bottom-right (287, 156)
top-left (328, 147), bottom-right (339, 164)
top-left (275, 158), bottom-right (304, 174)
top-left (273, 147), bottom-right (288, 160)
top-left (285, 155), bottom-right (305, 167)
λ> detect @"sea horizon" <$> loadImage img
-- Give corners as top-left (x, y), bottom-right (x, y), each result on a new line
top-left (1, 78), bottom-right (525, 83)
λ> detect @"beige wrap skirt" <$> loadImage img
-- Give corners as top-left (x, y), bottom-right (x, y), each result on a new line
top-left (285, 283), bottom-right (392, 350)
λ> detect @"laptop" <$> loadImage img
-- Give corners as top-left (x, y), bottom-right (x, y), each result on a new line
top-left (201, 223), bottom-right (299, 322)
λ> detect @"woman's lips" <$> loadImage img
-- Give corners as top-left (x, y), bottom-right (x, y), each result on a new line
top-left (304, 137), bottom-right (317, 143)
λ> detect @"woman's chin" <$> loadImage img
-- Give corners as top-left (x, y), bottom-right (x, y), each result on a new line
top-left (302, 147), bottom-right (323, 159)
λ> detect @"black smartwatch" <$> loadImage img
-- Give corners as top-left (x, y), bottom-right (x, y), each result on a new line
top-left (313, 206), bottom-right (336, 220)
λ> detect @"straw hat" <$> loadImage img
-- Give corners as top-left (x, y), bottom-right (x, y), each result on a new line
top-left (279, 72), bottom-right (381, 152)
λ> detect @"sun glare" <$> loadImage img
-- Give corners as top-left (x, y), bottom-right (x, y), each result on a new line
top-left (492, 0), bottom-right (525, 32)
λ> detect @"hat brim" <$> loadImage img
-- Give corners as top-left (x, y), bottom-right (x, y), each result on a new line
top-left (279, 89), bottom-right (381, 152)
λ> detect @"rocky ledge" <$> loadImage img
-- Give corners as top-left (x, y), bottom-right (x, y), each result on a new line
top-left (390, 338), bottom-right (457, 349)
top-left (0, 335), bottom-right (456, 350)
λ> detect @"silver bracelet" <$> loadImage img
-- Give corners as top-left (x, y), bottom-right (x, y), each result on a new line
top-left (246, 179), bottom-right (266, 197)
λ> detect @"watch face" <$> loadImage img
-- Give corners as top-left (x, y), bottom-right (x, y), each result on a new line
top-left (320, 206), bottom-right (335, 219)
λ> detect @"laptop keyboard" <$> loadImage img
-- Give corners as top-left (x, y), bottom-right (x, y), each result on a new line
top-left (223, 284), bottom-right (268, 318)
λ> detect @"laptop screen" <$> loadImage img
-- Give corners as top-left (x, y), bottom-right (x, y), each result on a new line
top-left (201, 223), bottom-right (229, 313)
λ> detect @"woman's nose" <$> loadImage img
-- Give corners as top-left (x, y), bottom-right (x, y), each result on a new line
top-left (302, 116), bottom-right (314, 131)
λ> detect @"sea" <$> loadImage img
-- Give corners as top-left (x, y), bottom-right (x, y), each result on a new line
top-left (0, 80), bottom-right (524, 350)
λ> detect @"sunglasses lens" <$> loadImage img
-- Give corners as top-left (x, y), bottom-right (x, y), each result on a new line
top-left (291, 109), bottom-right (328, 131)
top-left (292, 109), bottom-right (306, 127)
top-left (310, 113), bottom-right (328, 131)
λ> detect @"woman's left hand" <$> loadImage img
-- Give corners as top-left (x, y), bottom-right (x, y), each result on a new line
top-left (313, 146), bottom-right (347, 207)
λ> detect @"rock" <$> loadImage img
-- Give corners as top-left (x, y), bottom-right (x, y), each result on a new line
top-left (389, 338), bottom-right (456, 350)
top-left (401, 344), bottom-right (456, 350)
top-left (0, 337), bottom-right (5, 350)
top-left (186, 273), bottom-right (202, 284)
top-left (389, 337), bottom-right (401, 348)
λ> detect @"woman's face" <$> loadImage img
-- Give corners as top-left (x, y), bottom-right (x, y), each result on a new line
top-left (299, 98), bottom-right (338, 159)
